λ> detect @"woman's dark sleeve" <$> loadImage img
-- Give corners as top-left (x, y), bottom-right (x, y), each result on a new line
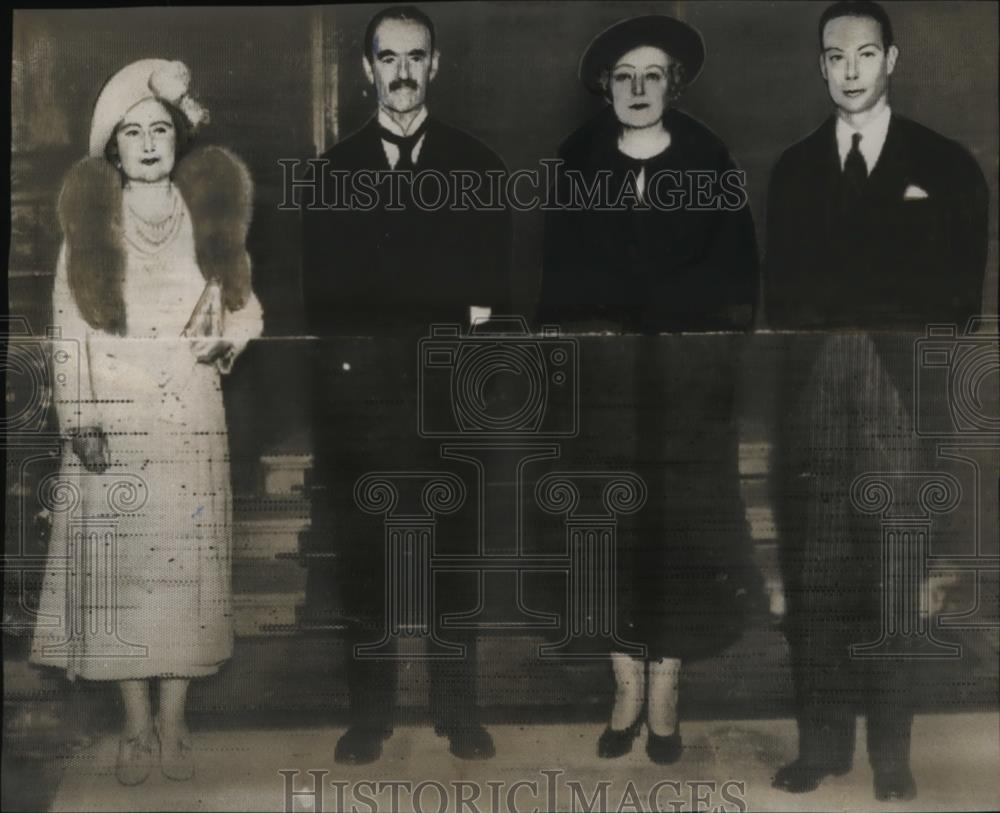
top-left (476, 154), bottom-right (514, 316)
top-left (945, 146), bottom-right (989, 325)
top-left (644, 149), bottom-right (760, 332)
top-left (703, 156), bottom-right (760, 331)
top-left (537, 149), bottom-right (588, 327)
top-left (762, 153), bottom-right (798, 331)
top-left (537, 192), bottom-right (568, 325)
top-left (698, 149), bottom-right (759, 331)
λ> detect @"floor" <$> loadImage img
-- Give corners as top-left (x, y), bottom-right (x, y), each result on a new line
top-left (37, 712), bottom-right (1000, 812)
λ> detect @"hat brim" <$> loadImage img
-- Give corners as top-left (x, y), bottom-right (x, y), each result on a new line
top-left (579, 15), bottom-right (705, 95)
top-left (88, 58), bottom-right (173, 158)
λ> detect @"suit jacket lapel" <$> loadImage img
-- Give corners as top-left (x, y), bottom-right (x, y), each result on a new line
top-left (864, 115), bottom-right (908, 202)
top-left (361, 116), bottom-right (393, 170)
top-left (818, 117), bottom-right (841, 232)
top-left (412, 117), bottom-right (435, 167)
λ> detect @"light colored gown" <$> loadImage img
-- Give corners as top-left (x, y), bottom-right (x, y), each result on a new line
top-left (31, 186), bottom-right (263, 680)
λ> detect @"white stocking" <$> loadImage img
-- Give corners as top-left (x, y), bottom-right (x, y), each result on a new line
top-left (610, 652), bottom-right (646, 730)
top-left (647, 657), bottom-right (681, 736)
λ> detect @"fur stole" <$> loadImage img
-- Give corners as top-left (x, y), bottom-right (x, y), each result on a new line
top-left (57, 146), bottom-right (254, 335)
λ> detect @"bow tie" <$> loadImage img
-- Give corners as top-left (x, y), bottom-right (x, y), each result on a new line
top-left (377, 119), bottom-right (429, 170)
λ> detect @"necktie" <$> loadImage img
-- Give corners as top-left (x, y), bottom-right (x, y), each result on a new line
top-left (842, 132), bottom-right (867, 203)
top-left (377, 118), bottom-right (429, 170)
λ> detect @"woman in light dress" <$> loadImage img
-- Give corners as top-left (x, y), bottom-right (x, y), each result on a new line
top-left (31, 59), bottom-right (263, 785)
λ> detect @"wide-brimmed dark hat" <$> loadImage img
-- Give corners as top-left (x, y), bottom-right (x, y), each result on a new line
top-left (579, 15), bottom-right (706, 95)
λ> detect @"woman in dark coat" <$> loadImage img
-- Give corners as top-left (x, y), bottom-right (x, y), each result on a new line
top-left (538, 16), bottom-right (760, 764)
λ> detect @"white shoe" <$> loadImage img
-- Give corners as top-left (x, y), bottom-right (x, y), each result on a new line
top-left (158, 728), bottom-right (195, 781)
top-left (115, 728), bottom-right (158, 786)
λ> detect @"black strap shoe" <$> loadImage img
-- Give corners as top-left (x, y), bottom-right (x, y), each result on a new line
top-left (597, 718), bottom-right (643, 759)
top-left (874, 767), bottom-right (917, 802)
top-left (334, 726), bottom-right (392, 765)
top-left (646, 729), bottom-right (683, 765)
top-left (435, 723), bottom-right (496, 760)
top-left (771, 758), bottom-right (850, 793)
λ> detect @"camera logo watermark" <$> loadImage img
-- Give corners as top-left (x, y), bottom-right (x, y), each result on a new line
top-left (418, 318), bottom-right (578, 438)
top-left (850, 319), bottom-right (1000, 659)
top-left (353, 318), bottom-right (645, 660)
top-left (3, 317), bottom-right (148, 659)
top-left (914, 318), bottom-right (999, 437)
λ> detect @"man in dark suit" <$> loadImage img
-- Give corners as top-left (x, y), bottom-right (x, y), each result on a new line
top-left (301, 5), bottom-right (510, 764)
top-left (765, 0), bottom-right (988, 802)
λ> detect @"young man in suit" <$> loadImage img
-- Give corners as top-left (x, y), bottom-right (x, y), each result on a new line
top-left (765, 0), bottom-right (988, 802)
top-left (301, 5), bottom-right (510, 765)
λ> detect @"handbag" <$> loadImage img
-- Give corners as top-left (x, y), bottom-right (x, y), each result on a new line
top-left (181, 280), bottom-right (223, 337)
top-left (171, 280), bottom-right (236, 382)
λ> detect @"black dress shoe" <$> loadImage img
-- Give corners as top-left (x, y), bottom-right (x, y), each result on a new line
top-left (597, 718), bottom-right (642, 759)
top-left (874, 767), bottom-right (917, 802)
top-left (435, 724), bottom-right (496, 760)
top-left (646, 729), bottom-right (683, 765)
top-left (334, 726), bottom-right (392, 765)
top-left (771, 759), bottom-right (851, 793)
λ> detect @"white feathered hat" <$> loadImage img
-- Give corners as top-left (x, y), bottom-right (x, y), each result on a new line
top-left (88, 58), bottom-right (208, 158)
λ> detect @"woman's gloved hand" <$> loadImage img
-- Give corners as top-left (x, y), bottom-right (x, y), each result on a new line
top-left (191, 338), bottom-right (234, 365)
top-left (71, 427), bottom-right (109, 473)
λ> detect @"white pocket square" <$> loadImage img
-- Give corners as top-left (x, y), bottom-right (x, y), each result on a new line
top-left (903, 184), bottom-right (929, 200)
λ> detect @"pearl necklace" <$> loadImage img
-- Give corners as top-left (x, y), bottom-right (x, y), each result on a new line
top-left (123, 186), bottom-right (184, 255)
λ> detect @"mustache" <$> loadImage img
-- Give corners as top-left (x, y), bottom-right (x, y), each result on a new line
top-left (388, 78), bottom-right (419, 92)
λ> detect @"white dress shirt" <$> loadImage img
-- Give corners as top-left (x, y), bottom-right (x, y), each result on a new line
top-left (377, 106), bottom-right (428, 169)
top-left (835, 104), bottom-right (892, 175)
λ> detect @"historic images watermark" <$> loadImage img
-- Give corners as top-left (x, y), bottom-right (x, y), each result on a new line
top-left (278, 770), bottom-right (748, 813)
top-left (278, 159), bottom-right (749, 214)
top-left (849, 470), bottom-right (964, 659)
top-left (849, 318), bottom-right (1000, 659)
top-left (351, 317), bottom-right (647, 661)
top-left (3, 316), bottom-right (150, 660)
top-left (30, 470), bottom-right (151, 662)
top-left (3, 317), bottom-right (69, 641)
top-left (2, 318), bottom-right (74, 440)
